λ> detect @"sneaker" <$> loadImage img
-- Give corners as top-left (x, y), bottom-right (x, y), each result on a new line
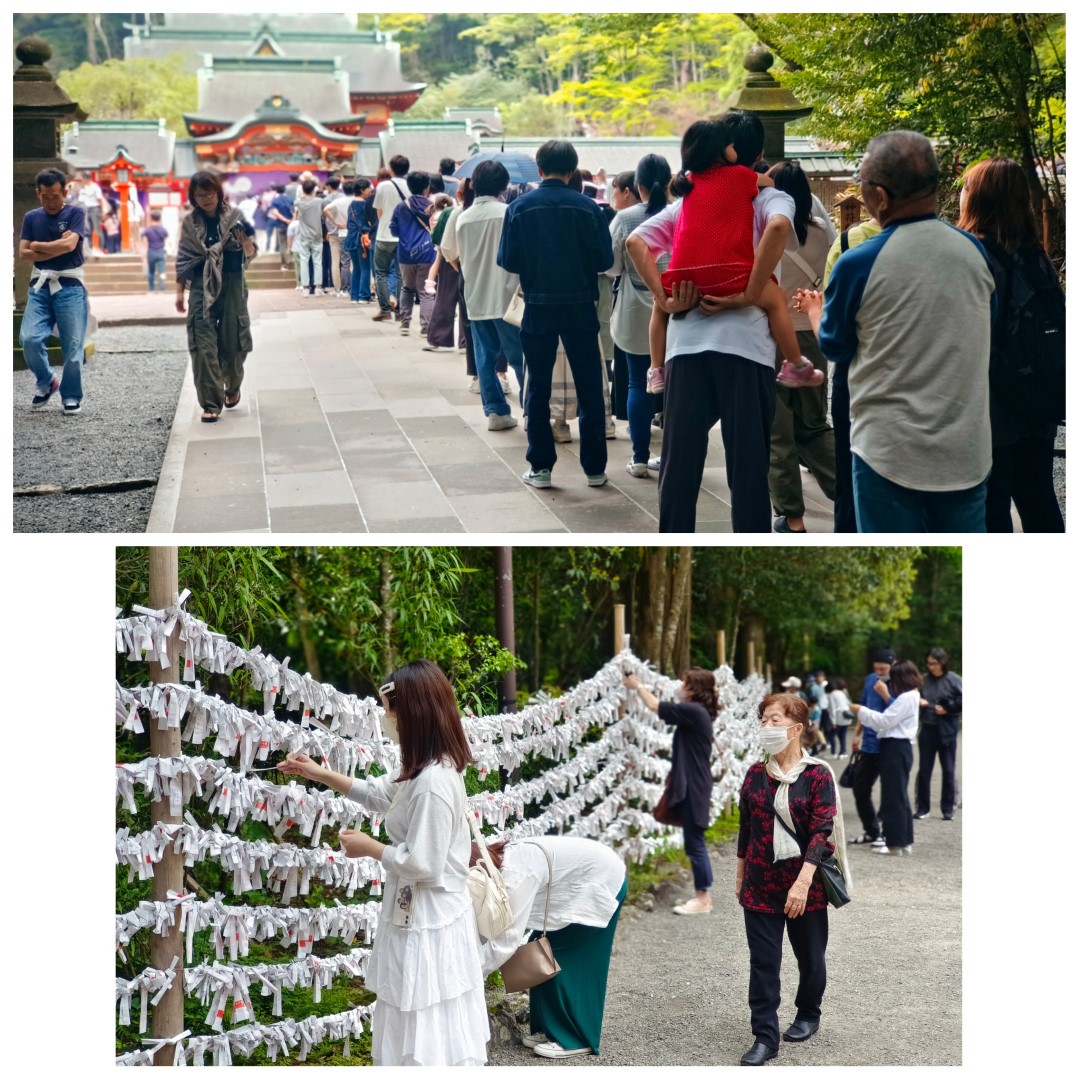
top-left (521, 1032), bottom-right (549, 1049)
top-left (31, 377), bottom-right (60, 409)
top-left (62, 400), bottom-right (82, 416)
top-left (626, 459), bottom-right (650, 478)
top-left (586, 473), bottom-right (608, 487)
top-left (372, 311), bottom-right (392, 322)
top-left (487, 413), bottom-right (518, 431)
top-left (673, 896), bottom-right (712, 915)
top-left (499, 374), bottom-right (512, 395)
top-left (295, 284), bottom-right (306, 292)
top-left (467, 376), bottom-right (481, 394)
top-left (646, 366), bottom-right (666, 394)
top-left (399, 323), bottom-right (411, 336)
top-left (522, 468), bottom-right (552, 489)
top-left (914, 810), bottom-right (931, 820)
top-left (552, 422), bottom-right (572, 444)
top-left (647, 455), bottom-right (662, 472)
top-left (533, 1042), bottom-right (590, 1059)
top-left (777, 358), bottom-right (826, 388)
top-left (605, 420), bottom-right (617, 439)
top-left (322, 288), bottom-right (334, 296)
top-left (422, 344), bottom-right (449, 352)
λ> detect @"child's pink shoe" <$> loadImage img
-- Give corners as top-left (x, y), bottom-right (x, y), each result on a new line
top-left (777, 358), bottom-right (825, 388)
top-left (646, 367), bottom-right (666, 394)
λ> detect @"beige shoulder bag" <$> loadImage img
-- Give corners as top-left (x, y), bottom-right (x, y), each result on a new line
top-left (499, 842), bottom-right (562, 993)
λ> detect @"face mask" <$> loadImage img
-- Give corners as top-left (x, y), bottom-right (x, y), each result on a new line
top-left (382, 712), bottom-right (399, 743)
top-left (759, 725), bottom-right (795, 754)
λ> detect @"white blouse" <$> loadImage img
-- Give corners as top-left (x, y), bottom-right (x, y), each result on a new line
top-left (480, 836), bottom-right (626, 974)
top-left (857, 688), bottom-right (920, 742)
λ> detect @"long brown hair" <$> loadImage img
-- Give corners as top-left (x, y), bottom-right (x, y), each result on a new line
top-left (889, 660), bottom-right (923, 696)
top-left (469, 840), bottom-right (506, 870)
top-left (957, 157), bottom-right (1039, 254)
top-left (682, 667), bottom-right (719, 719)
top-left (383, 659), bottom-right (475, 781)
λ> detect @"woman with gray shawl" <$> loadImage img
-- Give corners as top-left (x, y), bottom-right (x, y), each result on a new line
top-left (734, 692), bottom-right (850, 1066)
top-left (175, 171), bottom-right (257, 422)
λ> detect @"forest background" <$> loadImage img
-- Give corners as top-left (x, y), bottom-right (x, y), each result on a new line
top-left (115, 546), bottom-right (961, 712)
top-left (14, 12), bottom-right (1066, 208)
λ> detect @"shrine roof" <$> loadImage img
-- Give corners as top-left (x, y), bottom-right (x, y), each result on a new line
top-left (61, 120), bottom-right (175, 175)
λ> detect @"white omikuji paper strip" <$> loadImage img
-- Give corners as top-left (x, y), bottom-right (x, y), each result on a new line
top-left (116, 1006), bottom-right (373, 1065)
top-left (116, 893), bottom-right (381, 960)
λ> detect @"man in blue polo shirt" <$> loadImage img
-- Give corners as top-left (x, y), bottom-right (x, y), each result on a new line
top-left (19, 168), bottom-right (88, 415)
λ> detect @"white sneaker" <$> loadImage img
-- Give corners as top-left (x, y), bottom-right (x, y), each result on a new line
top-left (626, 459), bottom-right (649, 478)
top-left (871, 845), bottom-right (910, 856)
top-left (521, 1032), bottom-right (548, 1049)
top-left (673, 896), bottom-right (712, 915)
top-left (605, 421), bottom-right (616, 439)
top-left (295, 284), bottom-right (305, 292)
top-left (553, 421), bottom-right (571, 444)
top-left (499, 374), bottom-right (512, 395)
top-left (647, 455), bottom-right (662, 472)
top-left (487, 413), bottom-right (518, 431)
top-left (468, 377), bottom-right (480, 394)
top-left (533, 1042), bottom-right (590, 1059)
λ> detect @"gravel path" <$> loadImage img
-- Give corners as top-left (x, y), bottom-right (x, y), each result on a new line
top-left (13, 325), bottom-right (188, 532)
top-left (489, 742), bottom-right (962, 1067)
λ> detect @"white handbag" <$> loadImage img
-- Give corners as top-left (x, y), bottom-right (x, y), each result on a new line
top-left (503, 288), bottom-right (525, 328)
top-left (465, 808), bottom-right (515, 940)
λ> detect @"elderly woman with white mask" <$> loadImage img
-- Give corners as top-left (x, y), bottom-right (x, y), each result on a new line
top-left (734, 692), bottom-right (849, 1066)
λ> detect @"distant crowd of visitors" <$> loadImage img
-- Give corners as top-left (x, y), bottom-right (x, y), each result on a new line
top-left (20, 111), bottom-right (1064, 531)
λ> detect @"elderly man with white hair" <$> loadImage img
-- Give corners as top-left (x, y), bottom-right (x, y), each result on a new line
top-left (797, 130), bottom-right (996, 533)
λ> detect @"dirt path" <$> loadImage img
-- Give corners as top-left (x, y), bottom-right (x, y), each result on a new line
top-left (489, 741), bottom-right (962, 1066)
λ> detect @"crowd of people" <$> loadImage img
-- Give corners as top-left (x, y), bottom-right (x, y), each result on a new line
top-left (20, 113), bottom-right (1063, 531)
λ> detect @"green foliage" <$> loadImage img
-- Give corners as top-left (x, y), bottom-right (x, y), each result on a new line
top-left (13, 12), bottom-right (128, 72)
top-left (57, 55), bottom-right (198, 135)
top-left (740, 13), bottom-right (1066, 204)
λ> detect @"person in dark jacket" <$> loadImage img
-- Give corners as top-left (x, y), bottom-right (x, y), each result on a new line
top-left (624, 667), bottom-right (717, 915)
top-left (389, 171), bottom-right (435, 336)
top-left (735, 692), bottom-right (844, 1065)
top-left (848, 647), bottom-right (894, 846)
top-left (914, 647), bottom-right (962, 821)
top-left (498, 139), bottom-right (615, 489)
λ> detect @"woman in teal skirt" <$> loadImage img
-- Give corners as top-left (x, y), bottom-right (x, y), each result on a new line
top-left (475, 836), bottom-right (627, 1059)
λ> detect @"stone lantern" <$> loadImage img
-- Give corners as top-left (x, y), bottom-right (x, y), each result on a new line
top-left (726, 44), bottom-right (813, 166)
top-left (12, 36), bottom-right (83, 365)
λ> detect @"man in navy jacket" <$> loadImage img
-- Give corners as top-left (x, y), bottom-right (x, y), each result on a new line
top-left (498, 141), bottom-right (614, 489)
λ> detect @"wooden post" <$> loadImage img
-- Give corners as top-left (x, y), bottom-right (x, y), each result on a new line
top-left (747, 640), bottom-right (755, 678)
top-left (765, 663), bottom-right (773, 687)
top-left (613, 603), bottom-right (626, 656)
top-left (147, 547), bottom-right (185, 1060)
top-left (493, 547), bottom-right (517, 715)
top-left (716, 629), bottom-right (726, 668)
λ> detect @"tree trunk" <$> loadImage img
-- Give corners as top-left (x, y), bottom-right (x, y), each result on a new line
top-left (296, 597), bottom-right (323, 684)
top-left (86, 13), bottom-right (98, 63)
top-left (379, 552), bottom-right (395, 679)
top-left (532, 569), bottom-right (541, 691)
top-left (659, 547), bottom-right (693, 672)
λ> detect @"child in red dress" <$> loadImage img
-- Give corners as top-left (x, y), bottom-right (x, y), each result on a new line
top-left (648, 118), bottom-right (822, 392)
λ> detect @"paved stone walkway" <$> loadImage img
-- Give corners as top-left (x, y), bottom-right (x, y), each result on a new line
top-left (129, 291), bottom-right (832, 534)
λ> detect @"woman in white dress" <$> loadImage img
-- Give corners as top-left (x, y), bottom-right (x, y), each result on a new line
top-left (281, 659), bottom-right (489, 1066)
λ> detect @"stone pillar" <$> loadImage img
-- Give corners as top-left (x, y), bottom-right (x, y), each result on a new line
top-left (13, 36), bottom-right (82, 367)
top-left (726, 45), bottom-right (813, 167)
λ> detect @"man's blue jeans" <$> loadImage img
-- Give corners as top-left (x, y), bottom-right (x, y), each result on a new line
top-left (852, 454), bottom-right (987, 533)
top-left (471, 318), bottom-right (525, 417)
top-left (147, 252), bottom-right (166, 291)
top-left (374, 241), bottom-right (401, 312)
top-left (20, 283), bottom-right (88, 405)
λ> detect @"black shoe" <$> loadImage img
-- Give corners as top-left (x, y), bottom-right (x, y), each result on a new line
top-left (740, 1042), bottom-right (778, 1066)
top-left (914, 810), bottom-right (931, 820)
top-left (943, 814), bottom-right (954, 821)
top-left (783, 1019), bottom-right (819, 1042)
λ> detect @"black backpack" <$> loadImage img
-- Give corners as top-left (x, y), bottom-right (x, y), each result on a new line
top-left (984, 237), bottom-right (1065, 425)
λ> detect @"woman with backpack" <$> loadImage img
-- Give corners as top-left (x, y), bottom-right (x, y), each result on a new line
top-left (957, 157), bottom-right (1065, 532)
top-left (280, 660), bottom-right (489, 1066)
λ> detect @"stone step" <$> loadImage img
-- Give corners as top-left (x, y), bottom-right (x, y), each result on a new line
top-left (87, 278), bottom-right (301, 294)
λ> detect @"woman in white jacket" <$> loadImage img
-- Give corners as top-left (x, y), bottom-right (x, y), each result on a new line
top-left (474, 835), bottom-right (626, 1060)
top-left (281, 659), bottom-right (489, 1066)
top-left (850, 660), bottom-right (922, 857)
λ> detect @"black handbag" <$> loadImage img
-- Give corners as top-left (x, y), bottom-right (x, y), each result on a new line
top-left (838, 750), bottom-right (861, 788)
top-left (761, 769), bottom-right (850, 909)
